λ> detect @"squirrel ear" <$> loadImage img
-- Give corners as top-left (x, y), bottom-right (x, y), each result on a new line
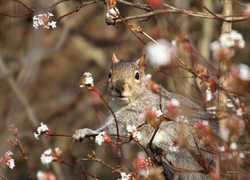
top-left (112, 53), bottom-right (119, 64)
top-left (136, 55), bottom-right (145, 68)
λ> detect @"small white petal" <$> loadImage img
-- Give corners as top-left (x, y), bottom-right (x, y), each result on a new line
top-left (239, 152), bottom-right (245, 158)
top-left (238, 64), bottom-right (250, 81)
top-left (171, 98), bottom-right (180, 107)
top-left (48, 21), bottom-right (57, 28)
top-left (230, 142), bottom-right (238, 150)
top-left (156, 110), bottom-right (163, 118)
top-left (85, 77), bottom-right (94, 85)
top-left (206, 87), bottom-right (213, 102)
top-left (145, 39), bottom-right (176, 67)
top-left (218, 146), bottom-right (225, 152)
top-left (236, 108), bottom-right (243, 116)
top-left (95, 132), bottom-right (106, 145)
top-left (48, 13), bottom-right (54, 17)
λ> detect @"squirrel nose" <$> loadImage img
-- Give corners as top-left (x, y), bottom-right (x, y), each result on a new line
top-left (113, 80), bottom-right (125, 95)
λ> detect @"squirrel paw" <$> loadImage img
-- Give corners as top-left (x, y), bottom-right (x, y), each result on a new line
top-left (72, 128), bottom-right (96, 142)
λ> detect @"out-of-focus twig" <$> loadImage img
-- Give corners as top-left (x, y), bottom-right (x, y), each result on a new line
top-left (114, 3), bottom-right (246, 23)
top-left (0, 56), bottom-right (39, 127)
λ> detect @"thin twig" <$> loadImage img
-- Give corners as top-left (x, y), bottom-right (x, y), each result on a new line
top-left (60, 159), bottom-right (99, 179)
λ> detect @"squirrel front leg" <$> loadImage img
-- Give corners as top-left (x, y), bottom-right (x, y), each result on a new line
top-left (72, 124), bottom-right (109, 142)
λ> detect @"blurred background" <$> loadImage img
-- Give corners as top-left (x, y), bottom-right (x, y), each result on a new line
top-left (0, 0), bottom-right (249, 179)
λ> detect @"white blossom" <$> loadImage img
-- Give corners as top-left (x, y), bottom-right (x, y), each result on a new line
top-left (5, 151), bottom-right (15, 169)
top-left (34, 122), bottom-right (49, 139)
top-left (85, 77), bottom-right (94, 85)
top-left (236, 108), bottom-right (243, 117)
top-left (146, 74), bottom-right (152, 80)
top-left (40, 149), bottom-right (55, 166)
top-left (144, 39), bottom-right (176, 67)
top-left (230, 142), bottom-right (238, 150)
top-left (224, 98), bottom-right (234, 108)
top-left (169, 145), bottom-right (179, 153)
top-left (168, 142), bottom-right (180, 153)
top-left (80, 72), bottom-right (94, 88)
top-left (239, 152), bottom-right (245, 158)
top-left (95, 132), bottom-right (106, 145)
top-left (170, 98), bottom-right (180, 107)
top-left (106, 7), bottom-right (120, 19)
top-left (219, 30), bottom-right (245, 48)
top-left (48, 13), bottom-right (54, 17)
top-left (238, 64), bottom-right (250, 81)
top-left (8, 159), bottom-right (15, 169)
top-left (156, 110), bottom-right (163, 118)
top-left (218, 146), bottom-right (225, 152)
top-left (210, 41), bottom-right (221, 51)
top-left (119, 172), bottom-right (130, 180)
top-left (33, 13), bottom-right (56, 29)
top-left (48, 21), bottom-right (57, 29)
top-left (206, 87), bottom-right (213, 102)
top-left (36, 171), bottom-right (44, 180)
top-left (126, 125), bottom-right (141, 140)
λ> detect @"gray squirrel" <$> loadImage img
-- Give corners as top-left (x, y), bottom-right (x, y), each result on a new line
top-left (72, 53), bottom-right (216, 179)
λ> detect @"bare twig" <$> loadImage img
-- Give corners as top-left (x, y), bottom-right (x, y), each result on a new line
top-left (8, 124), bottom-right (32, 179)
top-left (59, 159), bottom-right (99, 179)
top-left (114, 5), bottom-right (246, 23)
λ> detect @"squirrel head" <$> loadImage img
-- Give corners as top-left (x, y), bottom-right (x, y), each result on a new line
top-left (107, 53), bottom-right (146, 106)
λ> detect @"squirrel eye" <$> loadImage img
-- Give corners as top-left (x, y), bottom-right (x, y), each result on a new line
top-left (108, 72), bottom-right (112, 79)
top-left (134, 71), bottom-right (140, 81)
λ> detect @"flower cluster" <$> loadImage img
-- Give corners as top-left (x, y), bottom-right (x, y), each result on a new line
top-left (95, 132), bottom-right (111, 145)
top-left (126, 125), bottom-right (141, 140)
top-left (34, 122), bottom-right (49, 139)
top-left (210, 29), bottom-right (245, 60)
top-left (0, 151), bottom-right (15, 169)
top-left (218, 142), bottom-right (245, 162)
top-left (33, 13), bottom-right (57, 29)
top-left (134, 151), bottom-right (148, 175)
top-left (80, 72), bottom-right (94, 88)
top-left (144, 39), bottom-right (176, 67)
top-left (40, 149), bottom-right (55, 166)
top-left (40, 148), bottom-right (61, 166)
top-left (219, 30), bottom-right (245, 48)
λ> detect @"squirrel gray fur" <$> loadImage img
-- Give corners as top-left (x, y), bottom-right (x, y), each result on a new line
top-left (72, 53), bottom-right (216, 179)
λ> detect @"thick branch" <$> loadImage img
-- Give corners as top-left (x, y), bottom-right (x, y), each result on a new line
top-left (221, 0), bottom-right (233, 33)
